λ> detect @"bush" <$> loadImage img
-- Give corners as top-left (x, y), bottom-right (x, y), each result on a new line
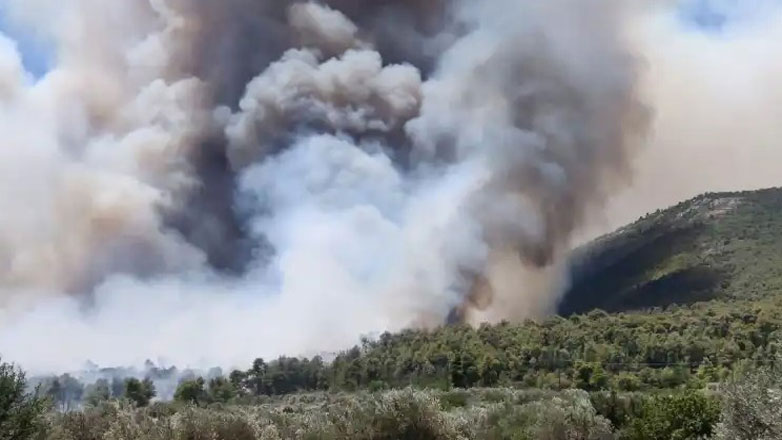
top-left (715, 363), bottom-right (782, 440)
top-left (173, 406), bottom-right (257, 440)
top-left (479, 390), bottom-right (613, 440)
top-left (440, 390), bottom-right (470, 410)
top-left (174, 378), bottom-right (208, 405)
top-left (47, 402), bottom-right (118, 440)
top-left (83, 380), bottom-right (111, 408)
top-left (365, 389), bottom-right (463, 440)
top-left (622, 390), bottom-right (719, 440)
top-left (123, 378), bottom-right (156, 407)
top-left (0, 359), bottom-right (49, 440)
top-left (590, 391), bottom-right (645, 430)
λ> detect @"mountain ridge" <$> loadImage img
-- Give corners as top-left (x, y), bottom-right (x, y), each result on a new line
top-left (559, 187), bottom-right (782, 315)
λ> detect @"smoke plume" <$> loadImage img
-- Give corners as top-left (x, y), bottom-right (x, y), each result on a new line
top-left (0, 0), bottom-right (777, 373)
top-left (581, 0), bottom-right (782, 236)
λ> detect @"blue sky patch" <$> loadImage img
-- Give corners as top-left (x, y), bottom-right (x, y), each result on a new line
top-left (0, 8), bottom-right (50, 77)
top-left (678, 0), bottom-right (782, 33)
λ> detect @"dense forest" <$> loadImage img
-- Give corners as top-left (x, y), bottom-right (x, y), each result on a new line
top-left (34, 295), bottom-right (782, 411)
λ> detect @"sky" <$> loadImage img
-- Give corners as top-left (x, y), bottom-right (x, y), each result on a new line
top-left (678, 0), bottom-right (782, 31)
top-left (0, 0), bottom-right (779, 79)
top-left (0, 2), bottom-right (49, 77)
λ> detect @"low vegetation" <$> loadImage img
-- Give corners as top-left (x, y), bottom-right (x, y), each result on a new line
top-left (26, 375), bottom-right (782, 440)
top-left (42, 388), bottom-right (712, 440)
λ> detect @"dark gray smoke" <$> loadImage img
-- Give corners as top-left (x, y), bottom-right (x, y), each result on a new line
top-left (0, 0), bottom-right (650, 371)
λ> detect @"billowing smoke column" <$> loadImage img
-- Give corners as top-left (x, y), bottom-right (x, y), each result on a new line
top-left (0, 0), bottom-right (648, 371)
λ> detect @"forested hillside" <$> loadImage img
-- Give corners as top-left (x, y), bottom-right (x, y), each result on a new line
top-left (561, 188), bottom-right (782, 314)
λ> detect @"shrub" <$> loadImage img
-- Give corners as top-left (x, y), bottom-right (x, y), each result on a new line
top-left (622, 390), bottom-right (719, 440)
top-left (715, 363), bottom-right (782, 440)
top-left (123, 378), bottom-right (156, 407)
top-left (366, 389), bottom-right (463, 440)
top-left (440, 390), bottom-right (470, 410)
top-left (0, 359), bottom-right (49, 440)
top-left (173, 406), bottom-right (257, 440)
top-left (174, 378), bottom-right (208, 405)
top-left (479, 390), bottom-right (613, 440)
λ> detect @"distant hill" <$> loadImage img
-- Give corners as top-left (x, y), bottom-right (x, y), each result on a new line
top-left (559, 187), bottom-right (782, 315)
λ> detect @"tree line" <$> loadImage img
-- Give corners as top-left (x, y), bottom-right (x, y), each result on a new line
top-left (31, 296), bottom-right (779, 409)
top-left (190, 297), bottom-right (782, 402)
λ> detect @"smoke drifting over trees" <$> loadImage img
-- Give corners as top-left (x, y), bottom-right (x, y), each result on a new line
top-left (0, 0), bottom-right (779, 372)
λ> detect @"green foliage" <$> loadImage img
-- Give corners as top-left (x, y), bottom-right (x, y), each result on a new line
top-left (83, 380), bottom-right (110, 408)
top-left (612, 373), bottom-right (642, 392)
top-left (123, 378), bottom-right (155, 407)
top-left (173, 376), bottom-right (238, 406)
top-left (207, 377), bottom-right (238, 404)
top-left (589, 391), bottom-right (645, 430)
top-left (0, 359), bottom-right (49, 440)
top-left (43, 388), bottom-right (619, 440)
top-left (351, 389), bottom-right (465, 440)
top-left (479, 390), bottom-right (613, 440)
top-left (303, 298), bottom-right (782, 394)
top-left (174, 406), bottom-right (256, 440)
top-left (562, 189), bottom-right (782, 314)
top-left (622, 390), bottom-right (720, 440)
top-left (575, 362), bottom-right (609, 391)
top-left (174, 378), bottom-right (207, 405)
top-left (439, 390), bottom-right (470, 410)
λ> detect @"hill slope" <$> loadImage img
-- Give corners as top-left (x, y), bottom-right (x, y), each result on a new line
top-left (559, 187), bottom-right (782, 315)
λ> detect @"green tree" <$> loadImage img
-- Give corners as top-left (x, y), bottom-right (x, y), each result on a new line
top-left (83, 379), bottom-right (111, 407)
top-left (623, 391), bottom-right (719, 440)
top-left (207, 377), bottom-right (237, 403)
top-left (0, 359), bottom-right (49, 440)
top-left (124, 378), bottom-right (156, 407)
top-left (613, 372), bottom-right (642, 392)
top-left (574, 362), bottom-right (609, 391)
top-left (451, 352), bottom-right (479, 389)
top-left (174, 378), bottom-right (208, 405)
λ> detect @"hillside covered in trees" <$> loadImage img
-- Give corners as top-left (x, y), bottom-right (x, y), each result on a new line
top-left (561, 188), bottom-right (782, 314)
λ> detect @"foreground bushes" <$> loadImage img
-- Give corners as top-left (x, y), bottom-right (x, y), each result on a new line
top-left (22, 380), bottom-right (782, 440)
top-left (46, 388), bottom-right (622, 440)
top-left (11, 359), bottom-right (782, 439)
top-left (621, 391), bottom-right (720, 440)
top-left (479, 390), bottom-right (613, 440)
top-left (715, 362), bottom-right (782, 440)
top-left (0, 359), bottom-right (48, 440)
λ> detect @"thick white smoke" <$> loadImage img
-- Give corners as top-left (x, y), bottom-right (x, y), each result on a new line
top-left (0, 0), bottom-right (777, 373)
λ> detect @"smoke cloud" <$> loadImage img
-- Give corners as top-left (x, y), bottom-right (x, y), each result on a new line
top-left (581, 0), bottom-right (782, 236)
top-left (0, 0), bottom-right (777, 373)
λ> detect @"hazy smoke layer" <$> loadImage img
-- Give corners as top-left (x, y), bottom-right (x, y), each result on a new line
top-left (0, 0), bottom-right (777, 373)
top-left (581, 0), bottom-right (782, 237)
